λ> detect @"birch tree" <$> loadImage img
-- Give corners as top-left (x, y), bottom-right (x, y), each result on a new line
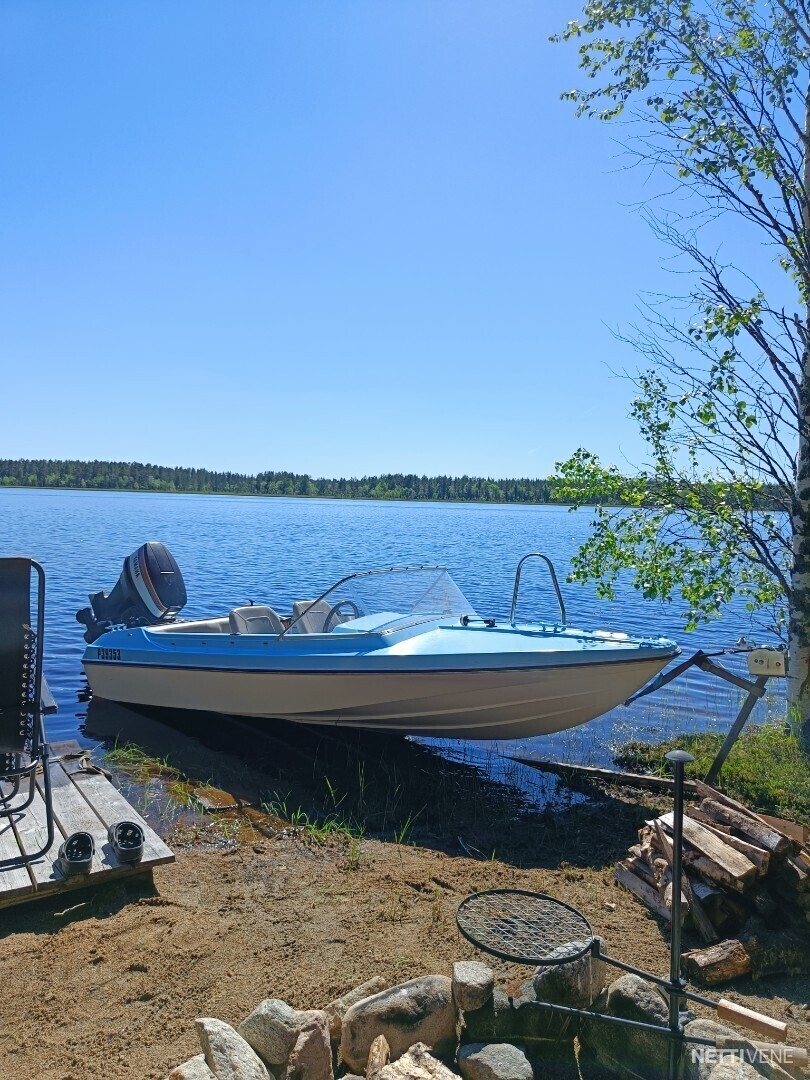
top-left (553, 1), bottom-right (810, 740)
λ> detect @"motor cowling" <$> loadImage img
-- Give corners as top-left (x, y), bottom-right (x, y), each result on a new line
top-left (77, 542), bottom-right (187, 643)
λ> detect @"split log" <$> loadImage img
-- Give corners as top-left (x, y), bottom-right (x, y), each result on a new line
top-left (718, 891), bottom-right (748, 927)
top-left (774, 856), bottom-right (810, 893)
top-left (637, 825), bottom-right (655, 853)
top-left (694, 781), bottom-right (782, 827)
top-left (698, 799), bottom-right (792, 859)
top-left (691, 879), bottom-right (723, 904)
top-left (652, 856), bottom-right (670, 885)
top-left (696, 782), bottom-right (800, 849)
top-left (652, 819), bottom-right (717, 943)
top-left (747, 888), bottom-right (781, 926)
top-left (682, 850), bottom-right (751, 893)
top-left (625, 855), bottom-right (657, 888)
top-left (687, 805), bottom-right (733, 833)
top-left (659, 811), bottom-right (758, 890)
top-left (691, 879), bottom-right (729, 926)
top-left (687, 817), bottom-right (770, 876)
top-left (651, 857), bottom-right (687, 916)
top-left (614, 862), bottom-right (678, 922)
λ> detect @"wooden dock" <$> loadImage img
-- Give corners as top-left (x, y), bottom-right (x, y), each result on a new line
top-left (0, 741), bottom-right (174, 910)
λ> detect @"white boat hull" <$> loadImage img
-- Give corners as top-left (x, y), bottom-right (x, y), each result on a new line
top-left (85, 654), bottom-right (671, 740)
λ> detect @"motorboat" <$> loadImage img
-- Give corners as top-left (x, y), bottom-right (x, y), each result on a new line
top-left (77, 544), bottom-right (679, 740)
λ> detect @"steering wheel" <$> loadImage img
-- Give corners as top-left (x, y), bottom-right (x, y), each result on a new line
top-left (323, 599), bottom-right (361, 633)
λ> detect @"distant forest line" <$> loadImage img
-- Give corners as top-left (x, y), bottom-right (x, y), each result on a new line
top-left (0, 458), bottom-right (785, 509)
top-left (1, 458), bottom-right (563, 503)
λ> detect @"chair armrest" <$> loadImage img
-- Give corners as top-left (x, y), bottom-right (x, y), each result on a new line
top-left (40, 677), bottom-right (58, 714)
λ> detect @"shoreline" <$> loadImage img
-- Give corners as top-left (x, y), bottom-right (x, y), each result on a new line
top-left (0, 484), bottom-right (597, 509)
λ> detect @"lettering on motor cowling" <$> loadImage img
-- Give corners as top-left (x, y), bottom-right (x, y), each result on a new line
top-left (96, 647), bottom-right (121, 661)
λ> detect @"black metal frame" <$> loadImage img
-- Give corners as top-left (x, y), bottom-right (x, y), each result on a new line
top-left (625, 650), bottom-right (771, 784)
top-left (456, 889), bottom-right (595, 965)
top-left (456, 753), bottom-right (702, 1080)
top-left (0, 558), bottom-right (56, 869)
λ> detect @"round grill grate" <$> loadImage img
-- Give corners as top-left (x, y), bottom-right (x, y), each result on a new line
top-left (456, 889), bottom-right (594, 966)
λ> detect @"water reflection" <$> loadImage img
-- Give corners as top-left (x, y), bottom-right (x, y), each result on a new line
top-left (81, 695), bottom-right (663, 870)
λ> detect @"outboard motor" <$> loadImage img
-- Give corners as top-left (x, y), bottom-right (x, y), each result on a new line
top-left (77, 542), bottom-right (187, 643)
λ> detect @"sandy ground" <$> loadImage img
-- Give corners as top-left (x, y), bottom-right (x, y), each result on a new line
top-left (1, 705), bottom-right (808, 1080)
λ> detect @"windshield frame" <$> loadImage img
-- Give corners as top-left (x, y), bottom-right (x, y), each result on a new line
top-left (279, 564), bottom-right (471, 638)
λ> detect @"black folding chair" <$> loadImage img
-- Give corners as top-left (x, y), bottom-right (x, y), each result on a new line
top-left (0, 557), bottom-right (56, 868)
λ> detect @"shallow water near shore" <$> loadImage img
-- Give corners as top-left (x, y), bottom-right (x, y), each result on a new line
top-left (0, 487), bottom-right (787, 779)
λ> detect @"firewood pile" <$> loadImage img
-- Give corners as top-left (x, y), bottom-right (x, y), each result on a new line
top-left (614, 778), bottom-right (810, 985)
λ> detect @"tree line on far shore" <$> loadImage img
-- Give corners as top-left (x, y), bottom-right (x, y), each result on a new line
top-left (0, 458), bottom-right (562, 503)
top-left (0, 457), bottom-right (785, 509)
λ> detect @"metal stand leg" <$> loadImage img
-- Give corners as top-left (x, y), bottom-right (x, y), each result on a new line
top-left (0, 719), bottom-right (55, 868)
top-left (704, 675), bottom-right (768, 785)
top-left (666, 749), bottom-right (694, 1080)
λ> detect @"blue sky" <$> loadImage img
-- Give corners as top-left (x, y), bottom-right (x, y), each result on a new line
top-left (2, 1), bottom-right (686, 478)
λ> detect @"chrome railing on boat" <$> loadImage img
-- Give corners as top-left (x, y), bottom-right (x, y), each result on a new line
top-left (510, 552), bottom-right (566, 628)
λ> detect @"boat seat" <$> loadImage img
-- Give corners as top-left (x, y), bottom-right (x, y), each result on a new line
top-left (290, 600), bottom-right (355, 633)
top-left (290, 600), bottom-right (332, 634)
top-left (229, 605), bottom-right (285, 636)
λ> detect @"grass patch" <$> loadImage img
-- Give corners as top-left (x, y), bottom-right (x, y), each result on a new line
top-left (615, 721), bottom-right (810, 825)
top-left (103, 740), bottom-right (182, 783)
top-left (261, 792), bottom-right (365, 847)
top-left (103, 741), bottom-right (211, 824)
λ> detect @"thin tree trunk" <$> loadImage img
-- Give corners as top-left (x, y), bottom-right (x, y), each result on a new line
top-left (788, 84), bottom-right (810, 748)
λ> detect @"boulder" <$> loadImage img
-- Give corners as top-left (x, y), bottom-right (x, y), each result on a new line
top-left (239, 999), bottom-right (300, 1067)
top-left (460, 988), bottom-right (569, 1044)
top-left (167, 1055), bottom-right (216, 1080)
top-left (459, 990), bottom-right (514, 1044)
top-left (531, 938), bottom-right (607, 1009)
top-left (457, 1043), bottom-right (533, 1080)
top-left (324, 976), bottom-right (389, 1045)
top-left (375, 1042), bottom-right (461, 1080)
top-left (707, 1063), bottom-right (765, 1080)
top-left (340, 976), bottom-right (456, 1074)
top-left (683, 1019), bottom-right (740, 1080)
top-left (452, 963), bottom-right (494, 1014)
top-left (283, 1010), bottom-right (332, 1080)
top-left (579, 974), bottom-right (669, 1079)
top-left (515, 999), bottom-right (577, 1043)
top-left (603, 973), bottom-right (668, 1026)
top-left (196, 1018), bottom-right (271, 1080)
top-left (683, 1019), bottom-right (783, 1080)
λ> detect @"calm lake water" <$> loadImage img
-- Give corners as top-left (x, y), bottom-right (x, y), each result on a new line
top-left (0, 487), bottom-right (787, 768)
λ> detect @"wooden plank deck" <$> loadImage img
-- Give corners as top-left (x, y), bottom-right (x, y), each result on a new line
top-left (0, 741), bottom-right (174, 909)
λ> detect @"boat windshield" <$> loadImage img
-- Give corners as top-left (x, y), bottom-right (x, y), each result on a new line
top-left (283, 566), bottom-right (477, 636)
